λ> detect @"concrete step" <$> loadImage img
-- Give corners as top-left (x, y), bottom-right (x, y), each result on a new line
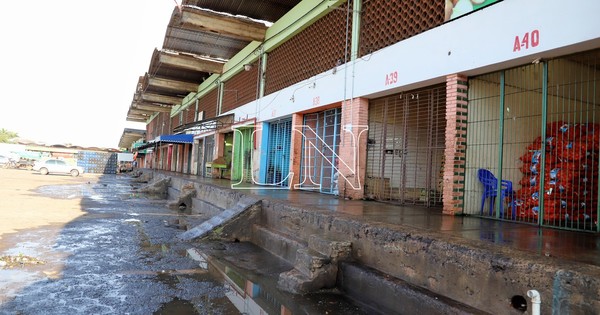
top-left (252, 225), bottom-right (351, 294)
top-left (277, 246), bottom-right (338, 294)
top-left (177, 195), bottom-right (261, 241)
top-left (307, 234), bottom-right (351, 262)
top-left (293, 247), bottom-right (331, 278)
top-left (252, 224), bottom-right (304, 263)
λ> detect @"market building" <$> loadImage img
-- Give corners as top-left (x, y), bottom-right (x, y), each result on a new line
top-left (122, 0), bottom-right (600, 232)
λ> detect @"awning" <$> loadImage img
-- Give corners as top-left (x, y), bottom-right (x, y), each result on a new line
top-left (156, 134), bottom-right (194, 144)
top-left (135, 134), bottom-right (193, 150)
top-left (173, 113), bottom-right (234, 134)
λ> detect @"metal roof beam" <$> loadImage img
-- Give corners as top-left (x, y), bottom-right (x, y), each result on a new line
top-left (146, 75), bottom-right (199, 93)
top-left (128, 108), bottom-right (155, 116)
top-left (126, 116), bottom-right (149, 123)
top-left (133, 101), bottom-right (173, 113)
top-left (140, 92), bottom-right (184, 105)
top-left (179, 6), bottom-right (267, 42)
top-left (158, 50), bottom-right (224, 74)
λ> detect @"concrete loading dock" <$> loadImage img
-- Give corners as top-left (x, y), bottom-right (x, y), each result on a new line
top-left (144, 170), bottom-right (600, 314)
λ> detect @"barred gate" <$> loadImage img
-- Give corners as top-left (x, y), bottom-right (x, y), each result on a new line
top-left (465, 49), bottom-right (600, 232)
top-left (203, 136), bottom-right (214, 178)
top-left (298, 108), bottom-right (342, 194)
top-left (232, 127), bottom-right (253, 183)
top-left (264, 118), bottom-right (292, 186)
top-left (366, 85), bottom-right (446, 206)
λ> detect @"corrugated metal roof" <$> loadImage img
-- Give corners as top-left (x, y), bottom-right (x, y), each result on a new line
top-left (181, 0), bottom-right (300, 23)
top-left (163, 17), bottom-right (249, 59)
top-left (127, 0), bottom-right (301, 123)
top-left (118, 129), bottom-right (146, 149)
top-left (147, 49), bottom-right (209, 89)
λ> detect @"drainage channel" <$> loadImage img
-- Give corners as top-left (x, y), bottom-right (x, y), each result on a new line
top-left (186, 242), bottom-right (372, 315)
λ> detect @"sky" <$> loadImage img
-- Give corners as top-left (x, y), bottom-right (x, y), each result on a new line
top-left (0, 0), bottom-right (176, 148)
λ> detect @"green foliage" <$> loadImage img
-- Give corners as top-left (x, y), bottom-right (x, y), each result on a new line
top-left (0, 128), bottom-right (18, 143)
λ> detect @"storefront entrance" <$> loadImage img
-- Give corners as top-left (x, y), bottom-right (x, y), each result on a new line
top-left (232, 127), bottom-right (253, 183)
top-left (366, 85), bottom-right (446, 206)
top-left (263, 118), bottom-right (292, 186)
top-left (298, 108), bottom-right (342, 194)
top-left (465, 49), bottom-right (600, 232)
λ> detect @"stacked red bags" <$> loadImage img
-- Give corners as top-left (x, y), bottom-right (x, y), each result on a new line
top-left (516, 121), bottom-right (599, 224)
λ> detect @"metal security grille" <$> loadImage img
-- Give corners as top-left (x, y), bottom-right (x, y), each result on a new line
top-left (196, 138), bottom-right (204, 176)
top-left (265, 119), bottom-right (292, 186)
top-left (203, 136), bottom-right (215, 178)
top-left (465, 49), bottom-right (600, 232)
top-left (366, 85), bottom-right (446, 206)
top-left (299, 108), bottom-right (342, 194)
top-left (232, 127), bottom-right (253, 183)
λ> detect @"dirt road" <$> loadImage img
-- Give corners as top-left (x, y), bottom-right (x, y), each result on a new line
top-left (0, 169), bottom-right (366, 315)
top-left (0, 168), bottom-right (99, 240)
top-left (0, 170), bottom-right (237, 314)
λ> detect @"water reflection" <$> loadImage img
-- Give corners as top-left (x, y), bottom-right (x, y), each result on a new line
top-left (188, 246), bottom-right (367, 315)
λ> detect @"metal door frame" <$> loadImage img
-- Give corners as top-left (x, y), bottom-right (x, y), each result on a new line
top-left (299, 108), bottom-right (342, 194)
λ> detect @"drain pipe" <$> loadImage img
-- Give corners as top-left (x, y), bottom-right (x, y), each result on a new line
top-left (527, 290), bottom-right (541, 315)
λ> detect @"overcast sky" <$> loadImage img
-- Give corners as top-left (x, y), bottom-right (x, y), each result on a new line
top-left (0, 0), bottom-right (176, 148)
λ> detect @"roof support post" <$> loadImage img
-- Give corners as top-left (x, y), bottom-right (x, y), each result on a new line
top-left (351, 0), bottom-right (362, 61)
top-left (217, 81), bottom-right (225, 116)
top-left (259, 52), bottom-right (268, 98)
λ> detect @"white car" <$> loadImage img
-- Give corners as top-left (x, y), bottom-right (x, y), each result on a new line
top-left (32, 159), bottom-right (84, 177)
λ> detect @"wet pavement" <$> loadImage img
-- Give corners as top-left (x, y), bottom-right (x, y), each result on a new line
top-left (173, 173), bottom-right (600, 267)
top-left (0, 174), bottom-right (372, 315)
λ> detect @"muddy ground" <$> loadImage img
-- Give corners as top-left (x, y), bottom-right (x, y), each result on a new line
top-left (0, 169), bottom-right (368, 315)
top-left (0, 169), bottom-right (236, 314)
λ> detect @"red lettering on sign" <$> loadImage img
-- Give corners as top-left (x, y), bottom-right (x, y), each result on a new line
top-left (514, 30), bottom-right (540, 52)
top-left (385, 71), bottom-right (398, 86)
top-left (531, 30), bottom-right (539, 47)
top-left (312, 96), bottom-right (320, 107)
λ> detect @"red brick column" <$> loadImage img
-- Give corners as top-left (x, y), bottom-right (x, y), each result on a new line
top-left (443, 74), bottom-right (468, 215)
top-left (338, 98), bottom-right (369, 199)
top-left (183, 144), bottom-right (190, 174)
top-left (290, 113), bottom-right (304, 189)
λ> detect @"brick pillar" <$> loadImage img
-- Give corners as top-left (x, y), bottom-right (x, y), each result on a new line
top-left (338, 98), bottom-right (369, 200)
top-left (289, 113), bottom-right (303, 189)
top-left (183, 144), bottom-right (190, 174)
top-left (443, 74), bottom-right (468, 215)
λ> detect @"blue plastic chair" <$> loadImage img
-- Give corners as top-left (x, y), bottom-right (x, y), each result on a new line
top-left (477, 169), bottom-right (516, 219)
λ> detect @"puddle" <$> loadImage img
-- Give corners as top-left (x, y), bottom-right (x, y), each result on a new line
top-left (0, 269), bottom-right (40, 303)
top-left (0, 228), bottom-right (69, 304)
top-left (36, 184), bottom-right (95, 199)
top-left (186, 245), bottom-right (369, 315)
top-left (154, 297), bottom-right (198, 315)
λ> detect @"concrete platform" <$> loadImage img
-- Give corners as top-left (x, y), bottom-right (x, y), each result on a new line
top-left (146, 170), bottom-right (600, 315)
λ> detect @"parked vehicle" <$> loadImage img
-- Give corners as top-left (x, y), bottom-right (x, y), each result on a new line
top-left (17, 158), bottom-right (35, 170)
top-left (32, 159), bottom-right (84, 177)
top-left (0, 155), bottom-right (10, 165)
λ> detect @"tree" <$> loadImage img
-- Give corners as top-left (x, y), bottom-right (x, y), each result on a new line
top-left (0, 128), bottom-right (18, 143)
